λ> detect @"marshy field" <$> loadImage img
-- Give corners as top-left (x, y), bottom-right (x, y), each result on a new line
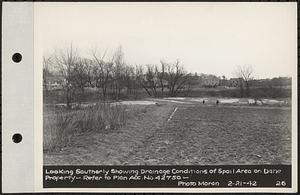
top-left (43, 97), bottom-right (291, 165)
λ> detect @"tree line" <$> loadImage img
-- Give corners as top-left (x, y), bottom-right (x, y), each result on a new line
top-left (43, 45), bottom-right (193, 107)
top-left (43, 45), bottom-right (291, 107)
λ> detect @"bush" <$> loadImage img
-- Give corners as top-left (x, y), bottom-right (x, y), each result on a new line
top-left (43, 103), bottom-right (127, 151)
top-left (250, 87), bottom-right (291, 99)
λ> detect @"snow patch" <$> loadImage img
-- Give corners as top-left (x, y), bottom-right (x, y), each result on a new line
top-left (164, 97), bottom-right (187, 100)
top-left (219, 98), bottom-right (240, 104)
top-left (262, 99), bottom-right (285, 105)
top-left (248, 99), bottom-right (255, 104)
top-left (158, 99), bottom-right (191, 104)
top-left (118, 101), bottom-right (157, 105)
top-left (188, 98), bottom-right (207, 102)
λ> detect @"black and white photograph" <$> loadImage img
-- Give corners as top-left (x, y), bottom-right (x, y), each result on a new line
top-left (1, 1), bottom-right (297, 192)
top-left (41, 3), bottom-right (295, 167)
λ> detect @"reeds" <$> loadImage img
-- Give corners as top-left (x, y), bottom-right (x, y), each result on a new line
top-left (43, 103), bottom-right (127, 151)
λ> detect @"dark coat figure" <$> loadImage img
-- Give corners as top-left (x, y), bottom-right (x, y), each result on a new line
top-left (202, 100), bottom-right (205, 104)
top-left (216, 100), bottom-right (219, 105)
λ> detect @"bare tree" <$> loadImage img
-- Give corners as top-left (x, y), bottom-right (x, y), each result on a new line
top-left (43, 56), bottom-right (53, 94)
top-left (131, 65), bottom-right (142, 99)
top-left (47, 45), bottom-right (200, 102)
top-left (92, 49), bottom-right (112, 101)
top-left (136, 65), bottom-right (152, 97)
top-left (55, 44), bottom-right (79, 108)
top-left (235, 65), bottom-right (254, 97)
top-left (85, 58), bottom-right (96, 88)
top-left (71, 58), bottom-right (91, 103)
top-left (136, 60), bottom-right (190, 97)
top-left (112, 46), bottom-right (125, 100)
top-left (165, 59), bottom-right (189, 97)
top-left (145, 65), bottom-right (159, 97)
top-left (158, 61), bottom-right (166, 97)
top-left (135, 64), bottom-right (161, 97)
top-left (183, 74), bottom-right (196, 96)
top-left (122, 65), bottom-right (135, 96)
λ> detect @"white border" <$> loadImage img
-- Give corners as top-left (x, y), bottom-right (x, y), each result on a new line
top-left (1, 2), bottom-right (297, 193)
top-left (2, 2), bottom-right (35, 193)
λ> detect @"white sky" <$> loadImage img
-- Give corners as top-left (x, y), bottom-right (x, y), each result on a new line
top-left (35, 2), bottom-right (297, 79)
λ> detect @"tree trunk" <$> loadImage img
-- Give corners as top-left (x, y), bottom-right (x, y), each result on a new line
top-left (66, 87), bottom-right (71, 109)
top-left (245, 81), bottom-right (250, 97)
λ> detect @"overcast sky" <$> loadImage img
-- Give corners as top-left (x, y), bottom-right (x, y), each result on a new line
top-left (36, 2), bottom-right (296, 79)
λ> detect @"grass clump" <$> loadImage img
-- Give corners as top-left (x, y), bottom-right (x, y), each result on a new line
top-left (43, 103), bottom-right (126, 151)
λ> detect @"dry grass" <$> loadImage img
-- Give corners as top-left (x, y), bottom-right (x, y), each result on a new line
top-left (43, 103), bottom-right (174, 165)
top-left (151, 105), bottom-right (292, 165)
top-left (44, 102), bottom-right (291, 165)
top-left (43, 103), bottom-right (126, 152)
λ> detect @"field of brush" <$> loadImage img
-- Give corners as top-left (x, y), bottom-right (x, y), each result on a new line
top-left (143, 105), bottom-right (291, 165)
top-left (43, 100), bottom-right (291, 165)
top-left (43, 103), bottom-right (140, 152)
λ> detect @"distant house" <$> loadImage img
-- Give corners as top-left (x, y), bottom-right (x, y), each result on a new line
top-left (44, 75), bottom-right (64, 90)
top-left (198, 74), bottom-right (220, 88)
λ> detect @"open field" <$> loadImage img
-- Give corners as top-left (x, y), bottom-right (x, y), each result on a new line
top-left (44, 97), bottom-right (291, 165)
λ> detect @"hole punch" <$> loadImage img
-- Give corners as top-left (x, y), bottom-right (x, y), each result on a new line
top-left (12, 53), bottom-right (22, 63)
top-left (12, 133), bottom-right (22, 143)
